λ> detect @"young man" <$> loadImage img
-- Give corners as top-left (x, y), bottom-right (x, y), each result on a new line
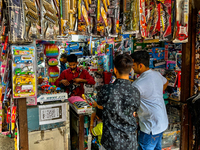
top-left (60, 53), bottom-right (68, 74)
top-left (55, 54), bottom-right (95, 97)
top-left (96, 54), bottom-right (140, 150)
top-left (131, 51), bottom-right (169, 150)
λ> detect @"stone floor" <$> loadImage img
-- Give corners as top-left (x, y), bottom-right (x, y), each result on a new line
top-left (0, 134), bottom-right (15, 150)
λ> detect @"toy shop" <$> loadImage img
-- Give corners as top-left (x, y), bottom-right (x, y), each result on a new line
top-left (0, 0), bottom-right (199, 149)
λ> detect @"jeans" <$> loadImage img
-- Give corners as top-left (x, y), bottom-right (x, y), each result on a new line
top-left (138, 130), bottom-right (163, 150)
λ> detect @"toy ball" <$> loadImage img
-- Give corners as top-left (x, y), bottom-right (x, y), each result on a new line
top-left (48, 58), bottom-right (58, 66)
top-left (48, 67), bottom-right (59, 78)
top-left (44, 44), bottom-right (59, 58)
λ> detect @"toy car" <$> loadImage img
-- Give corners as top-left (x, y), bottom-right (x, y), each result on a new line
top-left (15, 66), bottom-right (34, 76)
top-left (15, 75), bottom-right (34, 85)
top-left (15, 85), bottom-right (33, 93)
top-left (14, 56), bottom-right (32, 64)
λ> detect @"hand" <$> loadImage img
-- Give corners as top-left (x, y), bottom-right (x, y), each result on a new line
top-left (61, 79), bottom-right (70, 86)
top-left (133, 112), bottom-right (137, 117)
top-left (73, 78), bottom-right (83, 83)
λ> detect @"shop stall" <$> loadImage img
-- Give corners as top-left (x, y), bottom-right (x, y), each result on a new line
top-left (0, 0), bottom-right (196, 149)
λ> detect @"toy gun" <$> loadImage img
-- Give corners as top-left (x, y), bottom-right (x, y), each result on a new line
top-left (82, 5), bottom-right (91, 34)
top-left (68, 0), bottom-right (77, 30)
top-left (101, 6), bottom-right (110, 36)
top-left (108, 3), bottom-right (119, 35)
top-left (53, 0), bottom-right (61, 35)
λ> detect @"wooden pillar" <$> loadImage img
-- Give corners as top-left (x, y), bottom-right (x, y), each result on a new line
top-left (79, 115), bottom-right (84, 150)
top-left (17, 98), bottom-right (29, 150)
top-left (180, 0), bottom-right (196, 149)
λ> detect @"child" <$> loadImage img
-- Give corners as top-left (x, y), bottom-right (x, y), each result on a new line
top-left (90, 103), bottom-right (105, 150)
top-left (96, 54), bottom-right (140, 150)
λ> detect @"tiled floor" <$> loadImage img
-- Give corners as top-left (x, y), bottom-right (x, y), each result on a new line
top-left (0, 134), bottom-right (14, 150)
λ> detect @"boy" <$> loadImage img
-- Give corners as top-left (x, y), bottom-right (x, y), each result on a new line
top-left (55, 54), bottom-right (95, 97)
top-left (90, 107), bottom-right (105, 150)
top-left (131, 51), bottom-right (168, 150)
top-left (59, 53), bottom-right (68, 74)
top-left (96, 54), bottom-right (140, 150)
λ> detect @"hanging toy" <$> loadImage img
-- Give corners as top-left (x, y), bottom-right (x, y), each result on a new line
top-left (44, 44), bottom-right (60, 58)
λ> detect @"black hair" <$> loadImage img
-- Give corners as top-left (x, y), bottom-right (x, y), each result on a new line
top-left (113, 54), bottom-right (133, 75)
top-left (61, 53), bottom-right (68, 59)
top-left (67, 54), bottom-right (77, 62)
top-left (131, 51), bottom-right (150, 67)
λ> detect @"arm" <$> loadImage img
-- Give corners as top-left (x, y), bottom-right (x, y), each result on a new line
top-left (55, 70), bottom-right (69, 87)
top-left (73, 70), bottom-right (95, 84)
top-left (83, 70), bottom-right (96, 85)
top-left (90, 112), bottom-right (96, 133)
top-left (93, 101), bottom-right (103, 110)
top-left (163, 80), bottom-right (169, 91)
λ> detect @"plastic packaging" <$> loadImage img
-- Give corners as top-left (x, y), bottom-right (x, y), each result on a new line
top-left (40, 0), bottom-right (60, 39)
top-left (8, 0), bottom-right (25, 43)
top-left (12, 45), bottom-right (37, 98)
top-left (173, 0), bottom-right (189, 43)
top-left (23, 0), bottom-right (41, 40)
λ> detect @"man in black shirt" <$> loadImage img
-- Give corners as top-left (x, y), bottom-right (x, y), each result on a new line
top-left (96, 54), bottom-right (140, 150)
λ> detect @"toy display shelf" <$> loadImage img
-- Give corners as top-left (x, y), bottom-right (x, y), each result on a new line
top-left (37, 93), bottom-right (68, 104)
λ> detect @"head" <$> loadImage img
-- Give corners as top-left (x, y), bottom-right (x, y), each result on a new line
top-left (60, 53), bottom-right (68, 64)
top-left (67, 54), bottom-right (78, 71)
top-left (113, 54), bottom-right (133, 78)
top-left (130, 51), bottom-right (150, 74)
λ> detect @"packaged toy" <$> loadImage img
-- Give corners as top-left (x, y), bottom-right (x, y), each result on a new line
top-left (8, 0), bottom-right (24, 43)
top-left (60, 0), bottom-right (78, 35)
top-left (11, 45), bottom-right (37, 98)
top-left (41, 0), bottom-right (60, 39)
top-left (23, 0), bottom-right (41, 40)
top-left (173, 0), bottom-right (189, 43)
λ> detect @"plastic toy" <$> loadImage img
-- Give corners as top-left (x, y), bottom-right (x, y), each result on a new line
top-left (65, 43), bottom-right (83, 55)
top-left (173, 0), bottom-right (189, 43)
top-left (44, 44), bottom-right (59, 58)
top-left (15, 85), bottom-right (33, 93)
top-left (15, 75), bottom-right (34, 85)
top-left (14, 56), bottom-right (33, 64)
top-left (48, 66), bottom-right (59, 78)
top-left (15, 67), bottom-right (34, 76)
top-left (48, 58), bottom-right (58, 66)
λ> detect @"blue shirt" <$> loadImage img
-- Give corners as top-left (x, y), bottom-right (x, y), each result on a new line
top-left (132, 69), bottom-right (168, 135)
top-left (60, 61), bottom-right (67, 74)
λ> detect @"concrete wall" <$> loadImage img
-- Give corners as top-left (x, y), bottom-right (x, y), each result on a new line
top-left (28, 102), bottom-right (70, 150)
top-left (28, 127), bottom-right (68, 150)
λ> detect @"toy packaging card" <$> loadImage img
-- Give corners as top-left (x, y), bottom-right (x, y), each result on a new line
top-left (90, 0), bottom-right (98, 35)
top-left (121, 0), bottom-right (139, 34)
top-left (78, 0), bottom-right (91, 35)
top-left (40, 0), bottom-right (60, 39)
top-left (23, 0), bottom-right (41, 40)
top-left (8, 0), bottom-right (25, 43)
top-left (107, 0), bottom-right (120, 36)
top-left (139, 0), bottom-right (161, 39)
top-left (147, 0), bottom-right (161, 39)
top-left (173, 0), bottom-right (189, 43)
top-left (11, 45), bottom-right (37, 98)
top-left (60, 0), bottom-right (78, 35)
top-left (96, 0), bottom-right (111, 36)
top-left (176, 53), bottom-right (182, 70)
top-left (159, 0), bottom-right (172, 41)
